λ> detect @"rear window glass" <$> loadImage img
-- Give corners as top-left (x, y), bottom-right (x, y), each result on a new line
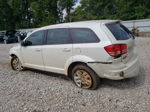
top-left (70, 28), bottom-right (100, 43)
top-left (106, 23), bottom-right (133, 40)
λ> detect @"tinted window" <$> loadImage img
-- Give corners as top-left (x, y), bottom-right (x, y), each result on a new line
top-left (70, 28), bottom-right (99, 43)
top-left (26, 30), bottom-right (44, 45)
top-left (47, 28), bottom-right (71, 45)
top-left (106, 23), bottom-right (133, 40)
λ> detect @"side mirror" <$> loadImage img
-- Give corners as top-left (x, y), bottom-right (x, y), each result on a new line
top-left (21, 40), bottom-right (32, 46)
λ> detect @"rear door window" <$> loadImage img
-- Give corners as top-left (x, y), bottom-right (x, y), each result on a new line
top-left (46, 28), bottom-right (72, 45)
top-left (70, 28), bottom-right (100, 43)
top-left (106, 23), bottom-right (134, 40)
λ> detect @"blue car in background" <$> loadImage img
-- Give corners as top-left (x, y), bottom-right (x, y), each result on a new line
top-left (1, 29), bottom-right (35, 44)
top-left (0, 31), bottom-right (5, 42)
top-left (3, 30), bottom-right (18, 44)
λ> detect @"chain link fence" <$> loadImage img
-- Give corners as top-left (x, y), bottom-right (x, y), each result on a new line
top-left (1, 19), bottom-right (150, 42)
top-left (122, 19), bottom-right (150, 32)
top-left (122, 19), bottom-right (150, 37)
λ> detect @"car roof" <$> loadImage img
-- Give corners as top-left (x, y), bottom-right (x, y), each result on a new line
top-left (33, 20), bottom-right (120, 32)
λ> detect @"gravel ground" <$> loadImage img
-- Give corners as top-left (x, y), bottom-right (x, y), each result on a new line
top-left (0, 38), bottom-right (150, 112)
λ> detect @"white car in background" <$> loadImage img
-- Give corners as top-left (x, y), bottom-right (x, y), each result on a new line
top-left (9, 20), bottom-right (140, 89)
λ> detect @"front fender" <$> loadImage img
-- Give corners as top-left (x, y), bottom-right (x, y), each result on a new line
top-left (9, 46), bottom-right (24, 66)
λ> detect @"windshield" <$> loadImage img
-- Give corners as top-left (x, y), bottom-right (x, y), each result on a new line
top-left (106, 23), bottom-right (134, 40)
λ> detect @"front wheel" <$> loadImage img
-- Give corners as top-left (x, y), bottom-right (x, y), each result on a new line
top-left (11, 56), bottom-right (24, 71)
top-left (71, 64), bottom-right (100, 90)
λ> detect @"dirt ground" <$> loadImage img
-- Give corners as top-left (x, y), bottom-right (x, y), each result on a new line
top-left (0, 37), bottom-right (150, 112)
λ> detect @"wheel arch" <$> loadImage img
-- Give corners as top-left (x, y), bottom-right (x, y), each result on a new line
top-left (65, 55), bottom-right (96, 78)
top-left (10, 52), bottom-right (24, 66)
top-left (67, 61), bottom-right (87, 79)
top-left (10, 54), bottom-right (17, 58)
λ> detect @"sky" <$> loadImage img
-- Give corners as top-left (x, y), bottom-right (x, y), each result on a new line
top-left (73, 0), bottom-right (81, 8)
top-left (63, 0), bottom-right (81, 18)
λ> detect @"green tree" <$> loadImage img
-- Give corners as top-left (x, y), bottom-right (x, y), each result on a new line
top-left (58, 0), bottom-right (77, 22)
top-left (70, 0), bottom-right (150, 21)
top-left (0, 0), bottom-right (14, 30)
top-left (0, 0), bottom-right (150, 30)
top-left (31, 0), bottom-right (58, 27)
top-left (9, 0), bottom-right (35, 28)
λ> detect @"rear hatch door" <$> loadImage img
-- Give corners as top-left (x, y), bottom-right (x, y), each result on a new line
top-left (105, 22), bottom-right (135, 64)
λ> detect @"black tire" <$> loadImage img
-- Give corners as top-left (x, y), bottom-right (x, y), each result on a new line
top-left (11, 56), bottom-right (24, 71)
top-left (71, 64), bottom-right (100, 90)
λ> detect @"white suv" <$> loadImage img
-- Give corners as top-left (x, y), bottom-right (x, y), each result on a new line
top-left (9, 20), bottom-right (140, 89)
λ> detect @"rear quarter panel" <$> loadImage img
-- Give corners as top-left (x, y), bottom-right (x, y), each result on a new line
top-left (70, 24), bottom-right (114, 63)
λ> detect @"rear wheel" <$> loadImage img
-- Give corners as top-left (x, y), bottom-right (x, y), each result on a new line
top-left (11, 56), bottom-right (24, 71)
top-left (71, 64), bottom-right (100, 89)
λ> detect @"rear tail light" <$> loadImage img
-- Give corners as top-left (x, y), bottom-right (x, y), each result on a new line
top-left (104, 44), bottom-right (127, 58)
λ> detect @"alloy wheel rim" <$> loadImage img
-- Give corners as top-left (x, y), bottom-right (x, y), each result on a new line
top-left (74, 70), bottom-right (92, 88)
top-left (12, 58), bottom-right (23, 71)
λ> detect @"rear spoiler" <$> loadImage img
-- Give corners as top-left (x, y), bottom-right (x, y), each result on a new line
top-left (103, 20), bottom-right (121, 25)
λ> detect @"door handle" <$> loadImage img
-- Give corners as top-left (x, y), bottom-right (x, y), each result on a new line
top-left (63, 48), bottom-right (71, 52)
top-left (35, 49), bottom-right (41, 52)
